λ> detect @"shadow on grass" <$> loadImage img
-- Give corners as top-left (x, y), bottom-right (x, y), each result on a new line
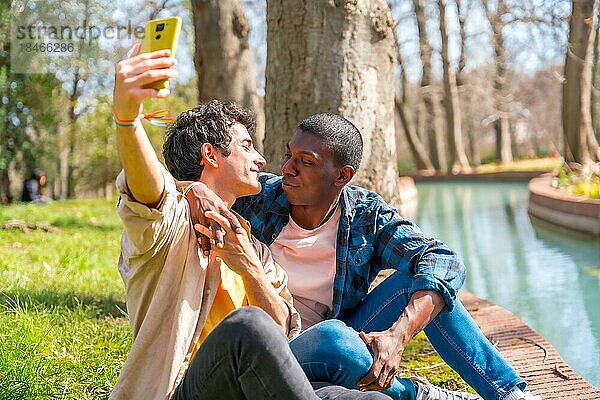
top-left (51, 215), bottom-right (120, 232)
top-left (0, 289), bottom-right (127, 319)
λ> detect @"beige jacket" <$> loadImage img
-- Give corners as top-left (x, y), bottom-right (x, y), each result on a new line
top-left (110, 166), bottom-right (300, 400)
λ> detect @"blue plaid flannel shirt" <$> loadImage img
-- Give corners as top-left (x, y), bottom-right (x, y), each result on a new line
top-left (233, 173), bottom-right (466, 319)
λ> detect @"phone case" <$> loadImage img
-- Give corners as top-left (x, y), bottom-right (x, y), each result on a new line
top-left (140, 17), bottom-right (182, 90)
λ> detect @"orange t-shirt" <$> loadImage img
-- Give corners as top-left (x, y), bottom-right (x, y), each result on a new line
top-left (192, 262), bottom-right (246, 356)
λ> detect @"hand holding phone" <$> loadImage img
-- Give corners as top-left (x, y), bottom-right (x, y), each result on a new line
top-left (140, 17), bottom-right (182, 90)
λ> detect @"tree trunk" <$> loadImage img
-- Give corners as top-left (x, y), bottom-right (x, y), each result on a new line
top-left (581, 2), bottom-right (600, 161)
top-left (493, 19), bottom-right (512, 163)
top-left (439, 0), bottom-right (470, 173)
top-left (456, 0), bottom-right (466, 87)
top-left (456, 0), bottom-right (480, 167)
top-left (562, 0), bottom-right (595, 164)
top-left (414, 0), bottom-right (446, 171)
top-left (586, 1), bottom-right (600, 160)
top-left (264, 0), bottom-right (400, 203)
top-left (0, 125), bottom-right (14, 203)
top-left (65, 70), bottom-right (81, 199)
top-left (592, 4), bottom-right (599, 138)
top-left (396, 97), bottom-right (434, 171)
top-left (484, 0), bottom-right (513, 163)
top-left (191, 0), bottom-right (265, 152)
top-left (0, 169), bottom-right (11, 204)
top-left (467, 109), bottom-right (481, 167)
top-left (56, 125), bottom-right (68, 200)
top-left (396, 44), bottom-right (433, 171)
top-left (66, 114), bottom-right (77, 198)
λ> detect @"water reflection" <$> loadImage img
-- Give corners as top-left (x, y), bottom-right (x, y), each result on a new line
top-left (415, 181), bottom-right (600, 387)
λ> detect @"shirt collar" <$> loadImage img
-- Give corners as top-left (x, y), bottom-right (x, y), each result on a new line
top-left (340, 186), bottom-right (356, 219)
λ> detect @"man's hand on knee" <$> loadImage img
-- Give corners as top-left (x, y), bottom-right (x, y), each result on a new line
top-left (357, 330), bottom-right (403, 392)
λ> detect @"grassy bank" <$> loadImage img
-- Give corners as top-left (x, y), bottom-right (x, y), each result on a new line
top-left (0, 199), bottom-right (128, 399)
top-left (0, 199), bottom-right (469, 399)
top-left (401, 157), bottom-right (563, 176)
top-left (474, 157), bottom-right (562, 173)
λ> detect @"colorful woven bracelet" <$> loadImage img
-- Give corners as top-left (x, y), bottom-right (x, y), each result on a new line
top-left (112, 109), bottom-right (138, 127)
top-left (112, 108), bottom-right (174, 128)
top-left (182, 182), bottom-right (203, 197)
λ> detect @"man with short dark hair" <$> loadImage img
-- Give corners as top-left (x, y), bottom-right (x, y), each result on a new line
top-left (187, 113), bottom-right (540, 400)
top-left (110, 45), bottom-right (390, 400)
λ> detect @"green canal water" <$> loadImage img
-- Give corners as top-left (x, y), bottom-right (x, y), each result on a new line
top-left (413, 181), bottom-right (600, 388)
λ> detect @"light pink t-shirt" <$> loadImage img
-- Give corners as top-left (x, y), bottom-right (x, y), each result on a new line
top-left (269, 205), bottom-right (341, 328)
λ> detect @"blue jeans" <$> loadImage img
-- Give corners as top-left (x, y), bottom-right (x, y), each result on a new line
top-left (290, 271), bottom-right (526, 400)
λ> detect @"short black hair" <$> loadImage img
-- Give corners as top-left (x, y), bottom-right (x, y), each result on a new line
top-left (297, 113), bottom-right (362, 171)
top-left (163, 100), bottom-right (255, 181)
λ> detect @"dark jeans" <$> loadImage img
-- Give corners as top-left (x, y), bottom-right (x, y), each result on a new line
top-left (315, 385), bottom-right (391, 399)
top-left (173, 306), bottom-right (390, 400)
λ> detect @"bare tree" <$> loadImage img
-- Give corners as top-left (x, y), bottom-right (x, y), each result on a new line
top-left (563, 0), bottom-right (598, 163)
top-left (480, 0), bottom-right (570, 163)
top-left (395, 56), bottom-right (434, 171)
top-left (455, 0), bottom-right (467, 88)
top-left (413, 0), bottom-right (447, 171)
top-left (592, 3), bottom-right (600, 148)
top-left (64, 70), bottom-right (86, 198)
top-left (61, 0), bottom-right (94, 199)
top-left (513, 66), bottom-right (564, 157)
top-left (438, 0), bottom-right (470, 172)
top-left (393, 11), bottom-right (434, 171)
top-left (456, 0), bottom-right (481, 166)
top-left (264, 0), bottom-right (401, 203)
top-left (481, 0), bottom-right (514, 163)
top-left (191, 0), bottom-right (265, 151)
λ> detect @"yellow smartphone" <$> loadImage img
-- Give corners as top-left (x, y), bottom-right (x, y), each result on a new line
top-left (140, 16), bottom-right (182, 90)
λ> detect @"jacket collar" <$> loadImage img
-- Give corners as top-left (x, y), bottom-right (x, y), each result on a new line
top-left (340, 186), bottom-right (357, 219)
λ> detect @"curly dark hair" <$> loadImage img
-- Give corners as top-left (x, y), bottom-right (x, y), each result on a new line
top-left (297, 113), bottom-right (363, 171)
top-left (163, 100), bottom-right (256, 181)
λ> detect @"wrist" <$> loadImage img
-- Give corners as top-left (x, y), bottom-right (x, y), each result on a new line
top-left (112, 105), bottom-right (140, 119)
top-left (182, 181), bottom-right (206, 197)
top-left (239, 257), bottom-right (266, 281)
top-left (112, 108), bottom-right (140, 127)
top-left (388, 317), bottom-right (413, 346)
top-left (176, 180), bottom-right (193, 191)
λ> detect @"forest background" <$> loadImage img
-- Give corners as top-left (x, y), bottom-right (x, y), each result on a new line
top-left (1, 0), bottom-right (598, 205)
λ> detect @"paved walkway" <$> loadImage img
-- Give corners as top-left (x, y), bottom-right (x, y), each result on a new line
top-left (459, 291), bottom-right (600, 399)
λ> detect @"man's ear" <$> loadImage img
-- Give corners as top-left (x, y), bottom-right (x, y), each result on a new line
top-left (335, 166), bottom-right (355, 187)
top-left (200, 143), bottom-right (219, 168)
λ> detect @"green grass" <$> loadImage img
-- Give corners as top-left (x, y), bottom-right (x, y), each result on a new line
top-left (0, 199), bottom-right (129, 400)
top-left (0, 199), bottom-right (470, 399)
top-left (474, 157), bottom-right (562, 173)
top-left (401, 332), bottom-right (474, 392)
top-left (401, 156), bottom-right (562, 176)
